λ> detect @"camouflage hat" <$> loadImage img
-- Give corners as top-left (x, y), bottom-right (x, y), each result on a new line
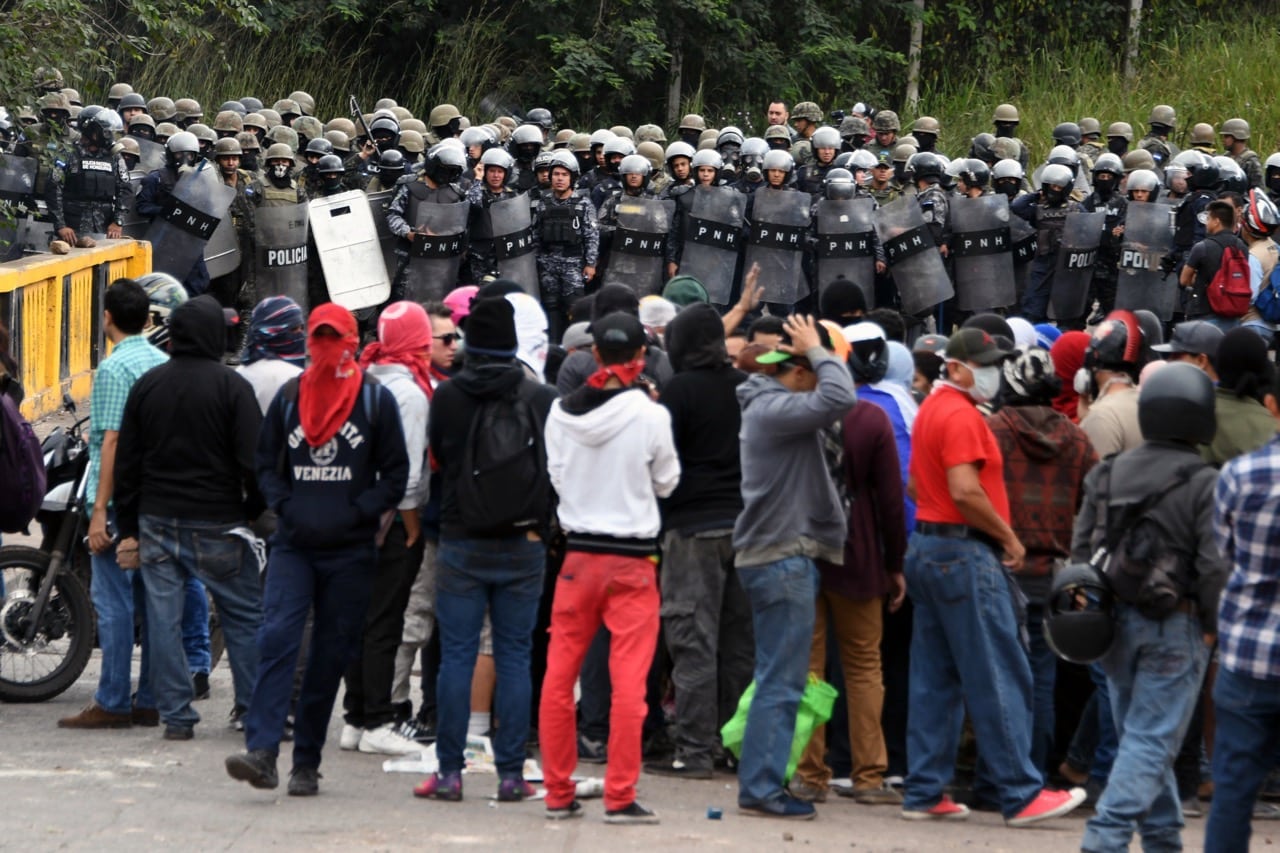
top-left (173, 98), bottom-right (203, 123)
top-left (242, 112), bottom-right (269, 134)
top-left (291, 115), bottom-right (323, 141)
top-left (147, 97), bottom-right (176, 122)
top-left (235, 130), bottom-right (260, 152)
top-left (1122, 148), bottom-right (1156, 172)
top-left (991, 137), bottom-right (1021, 161)
top-left (610, 125), bottom-right (634, 141)
top-left (635, 123), bottom-right (666, 145)
top-left (289, 90), bottom-right (316, 115)
top-left (266, 124), bottom-right (298, 152)
top-left (154, 121), bottom-right (179, 139)
top-left (792, 101), bottom-right (823, 122)
top-left (764, 125), bottom-right (791, 141)
top-left (839, 115), bottom-right (870, 138)
top-left (391, 106), bottom-right (413, 123)
top-left (400, 129), bottom-right (425, 153)
top-left (60, 88), bottom-right (82, 107)
top-left (678, 113), bottom-right (706, 132)
top-left (109, 82), bottom-right (134, 101)
top-left (128, 113), bottom-right (156, 131)
top-left (34, 66), bottom-right (63, 91)
top-left (113, 136), bottom-right (140, 158)
top-left (273, 99), bottom-right (301, 117)
top-left (258, 108), bottom-right (282, 129)
top-left (873, 110), bottom-right (900, 132)
top-left (213, 110), bottom-right (244, 134)
top-left (39, 91), bottom-right (70, 113)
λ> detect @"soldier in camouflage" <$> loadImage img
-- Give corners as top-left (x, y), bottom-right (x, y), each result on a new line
top-left (1077, 117), bottom-right (1105, 165)
top-left (46, 109), bottom-right (129, 247)
top-left (867, 150), bottom-right (900, 205)
top-left (1221, 118), bottom-right (1264, 189)
top-left (1138, 105), bottom-right (1180, 172)
top-left (535, 151), bottom-right (598, 343)
top-left (789, 101), bottom-right (822, 167)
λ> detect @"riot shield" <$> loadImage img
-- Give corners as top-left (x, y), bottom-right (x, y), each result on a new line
top-left (145, 162), bottom-right (236, 280)
top-left (119, 174), bottom-right (149, 239)
top-left (679, 186), bottom-right (745, 306)
top-left (135, 138), bottom-right (166, 174)
top-left (814, 198), bottom-right (876, 307)
top-left (744, 188), bottom-right (811, 306)
top-left (1009, 212), bottom-right (1037, 307)
top-left (490, 194), bottom-right (537, 296)
top-left (950, 194), bottom-right (1015, 312)
top-left (253, 203), bottom-right (310, 307)
top-left (308, 189), bottom-right (391, 310)
top-left (1115, 200), bottom-right (1176, 320)
top-left (603, 197), bottom-right (675, 296)
top-left (1050, 210), bottom-right (1106, 320)
top-left (203, 213), bottom-right (241, 279)
top-left (0, 155), bottom-right (37, 201)
top-left (366, 189), bottom-right (398, 283)
top-left (873, 197), bottom-right (954, 315)
top-left (403, 200), bottom-right (470, 303)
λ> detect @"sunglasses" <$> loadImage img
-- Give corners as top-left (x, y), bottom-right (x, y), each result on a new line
top-left (434, 333), bottom-right (462, 345)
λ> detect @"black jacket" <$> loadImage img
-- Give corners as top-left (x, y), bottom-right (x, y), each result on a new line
top-left (115, 296), bottom-right (264, 539)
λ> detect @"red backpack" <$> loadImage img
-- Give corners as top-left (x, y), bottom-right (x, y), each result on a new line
top-left (1204, 232), bottom-right (1253, 318)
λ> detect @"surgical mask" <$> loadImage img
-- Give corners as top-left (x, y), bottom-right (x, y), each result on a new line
top-left (968, 364), bottom-right (1002, 403)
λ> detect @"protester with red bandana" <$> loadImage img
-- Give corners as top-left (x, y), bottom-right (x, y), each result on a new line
top-left (226, 303), bottom-right (409, 797)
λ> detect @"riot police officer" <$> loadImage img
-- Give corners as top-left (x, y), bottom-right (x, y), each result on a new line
top-left (386, 143), bottom-right (469, 302)
top-left (137, 131), bottom-right (211, 294)
top-left (464, 147), bottom-right (522, 281)
top-left (1082, 153), bottom-right (1128, 323)
top-left (796, 127), bottom-right (841, 196)
top-left (535, 151), bottom-right (598, 342)
top-left (47, 109), bottom-right (130, 247)
top-left (1011, 163), bottom-right (1084, 322)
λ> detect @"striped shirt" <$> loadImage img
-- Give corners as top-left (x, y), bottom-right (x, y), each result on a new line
top-left (86, 335), bottom-right (167, 516)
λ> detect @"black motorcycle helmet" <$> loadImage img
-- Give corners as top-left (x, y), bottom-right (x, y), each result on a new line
top-left (1045, 562), bottom-right (1116, 664)
top-left (1138, 361), bottom-right (1216, 445)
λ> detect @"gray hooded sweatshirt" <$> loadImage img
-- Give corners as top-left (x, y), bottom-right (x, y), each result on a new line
top-left (733, 347), bottom-right (856, 568)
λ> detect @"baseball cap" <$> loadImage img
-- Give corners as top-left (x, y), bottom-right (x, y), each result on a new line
top-left (944, 327), bottom-right (1013, 366)
top-left (592, 311), bottom-right (646, 350)
top-left (912, 333), bottom-right (949, 354)
top-left (873, 151), bottom-right (893, 167)
top-left (756, 321), bottom-right (833, 365)
top-left (1150, 320), bottom-right (1224, 361)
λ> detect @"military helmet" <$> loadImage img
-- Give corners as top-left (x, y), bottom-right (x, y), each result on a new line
top-left (678, 114), bottom-right (708, 133)
top-left (1045, 563), bottom-right (1116, 664)
top-left (872, 110), bottom-right (900, 132)
top-left (635, 123), bottom-right (666, 145)
top-left (235, 131), bottom-right (260, 152)
top-left (1122, 149), bottom-right (1156, 172)
top-left (374, 98), bottom-right (398, 111)
top-left (763, 148), bottom-right (795, 173)
top-left (323, 129), bottom-right (348, 153)
top-left (619, 153), bottom-right (651, 176)
top-left (219, 100), bottom-right (247, 117)
top-left (118, 92), bottom-right (147, 113)
top-left (1040, 163), bottom-right (1074, 189)
top-left (325, 117), bottom-right (357, 138)
top-left (524, 107), bottom-right (553, 130)
top-left (305, 137), bottom-right (333, 157)
top-left (570, 132), bottom-right (592, 153)
top-left (264, 142), bottom-right (294, 162)
top-left (549, 149), bottom-right (579, 175)
top-left (891, 142), bottom-right (917, 163)
top-left (155, 122), bottom-right (179, 139)
top-left (1126, 168), bottom-right (1160, 195)
top-left (214, 136), bottom-right (243, 158)
top-left (265, 124), bottom-right (299, 152)
top-left (637, 140), bottom-right (665, 172)
top-left (665, 140), bottom-right (696, 163)
top-left (553, 128), bottom-right (576, 148)
top-left (913, 116), bottom-right (940, 135)
top-left (292, 115), bottom-right (323, 141)
top-left (273, 99), bottom-right (301, 118)
top-left (1091, 152), bottom-right (1125, 177)
top-left (34, 66), bottom-right (64, 91)
top-left (243, 112), bottom-right (269, 134)
top-left (1148, 104), bottom-right (1177, 128)
top-left (400, 129), bottom-right (425, 154)
top-left (1106, 121), bottom-right (1133, 141)
top-left (316, 154), bottom-right (344, 175)
top-left (401, 118), bottom-right (426, 135)
top-left (839, 115), bottom-right (870, 139)
top-left (690, 149), bottom-right (724, 171)
top-left (129, 113), bottom-right (156, 132)
top-left (810, 126), bottom-right (841, 150)
top-left (764, 124), bottom-right (791, 142)
top-left (1189, 122), bottom-right (1216, 146)
top-left (480, 147), bottom-right (515, 172)
top-left (992, 103), bottom-right (1020, 124)
top-left (792, 101), bottom-right (823, 122)
top-left (428, 103), bottom-right (461, 128)
top-left (113, 136), bottom-right (140, 158)
top-left (610, 125), bottom-right (635, 141)
top-left (1079, 117), bottom-right (1102, 137)
top-left (258, 108), bottom-right (282, 129)
top-left (239, 97), bottom-right (264, 113)
top-left (187, 123), bottom-right (216, 146)
top-left (173, 98), bottom-right (203, 123)
top-left (1052, 122), bottom-right (1082, 147)
top-left (108, 82), bottom-right (134, 101)
top-left (495, 115), bottom-right (518, 133)
top-left (1221, 118), bottom-right (1251, 141)
top-left (289, 91), bottom-right (316, 116)
top-left (39, 91), bottom-right (70, 114)
top-left (603, 136), bottom-right (637, 158)
top-left (148, 97), bottom-right (177, 122)
top-left (214, 110), bottom-right (244, 134)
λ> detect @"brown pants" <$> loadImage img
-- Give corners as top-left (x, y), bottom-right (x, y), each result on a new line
top-left (795, 590), bottom-right (888, 791)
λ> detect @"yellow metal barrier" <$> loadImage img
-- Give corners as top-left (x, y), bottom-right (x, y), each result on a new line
top-left (0, 239), bottom-right (152, 420)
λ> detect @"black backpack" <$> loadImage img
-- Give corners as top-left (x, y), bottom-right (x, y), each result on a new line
top-left (455, 388), bottom-right (549, 537)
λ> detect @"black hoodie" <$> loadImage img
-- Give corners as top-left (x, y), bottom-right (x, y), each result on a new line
top-left (429, 358), bottom-right (558, 538)
top-left (115, 295), bottom-right (264, 539)
top-left (658, 303), bottom-right (747, 531)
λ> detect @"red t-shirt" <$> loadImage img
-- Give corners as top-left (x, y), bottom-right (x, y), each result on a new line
top-left (910, 384), bottom-right (1011, 526)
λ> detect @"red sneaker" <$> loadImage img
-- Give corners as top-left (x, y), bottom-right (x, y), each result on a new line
top-left (901, 794), bottom-right (970, 821)
top-left (1007, 787), bottom-right (1086, 827)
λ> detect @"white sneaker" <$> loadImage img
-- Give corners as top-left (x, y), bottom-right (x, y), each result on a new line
top-left (339, 723), bottom-right (362, 751)
top-left (358, 722), bottom-right (424, 755)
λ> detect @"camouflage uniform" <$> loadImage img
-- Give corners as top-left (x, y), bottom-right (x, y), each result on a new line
top-left (535, 189), bottom-right (598, 342)
top-left (1233, 148), bottom-right (1265, 190)
top-left (1137, 134), bottom-right (1179, 171)
top-left (46, 141), bottom-right (130, 237)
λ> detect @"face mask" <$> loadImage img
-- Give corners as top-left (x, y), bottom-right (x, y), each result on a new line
top-left (996, 179), bottom-right (1018, 200)
top-left (271, 163), bottom-right (290, 180)
top-left (1074, 367), bottom-right (1091, 397)
top-left (893, 163), bottom-right (907, 184)
top-left (1107, 138), bottom-right (1128, 156)
top-left (1093, 176), bottom-right (1115, 199)
top-left (1268, 174), bottom-right (1280, 196)
top-left (1043, 186), bottom-right (1067, 206)
top-left (241, 152), bottom-right (258, 172)
top-left (968, 364), bottom-right (1002, 403)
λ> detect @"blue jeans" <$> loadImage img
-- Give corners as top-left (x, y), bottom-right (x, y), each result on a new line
top-left (736, 555), bottom-right (818, 806)
top-left (90, 538), bottom-right (153, 715)
top-left (903, 534), bottom-right (1041, 818)
top-left (1204, 666), bottom-right (1280, 853)
top-left (436, 536), bottom-right (545, 777)
top-left (182, 577), bottom-right (211, 675)
top-left (1082, 606), bottom-right (1209, 853)
top-left (139, 516), bottom-right (262, 729)
top-left (244, 541), bottom-right (373, 768)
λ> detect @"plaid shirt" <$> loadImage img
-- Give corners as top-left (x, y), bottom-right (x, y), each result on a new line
top-left (86, 335), bottom-right (167, 517)
top-left (1214, 432), bottom-right (1280, 681)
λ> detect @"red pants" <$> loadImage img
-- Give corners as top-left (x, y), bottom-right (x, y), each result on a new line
top-left (538, 551), bottom-right (660, 810)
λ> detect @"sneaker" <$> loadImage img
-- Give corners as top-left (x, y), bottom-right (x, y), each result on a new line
top-left (604, 800), bottom-right (660, 825)
top-left (226, 750), bottom-right (279, 790)
top-left (397, 716), bottom-right (437, 745)
top-left (1007, 787), bottom-right (1086, 827)
top-left (192, 672), bottom-right (210, 701)
top-left (163, 724), bottom-right (194, 741)
top-left (497, 777), bottom-right (537, 802)
top-left (1254, 801), bottom-right (1280, 820)
top-left (853, 783), bottom-right (904, 805)
top-left (546, 800), bottom-right (584, 820)
top-left (288, 766), bottom-right (321, 797)
top-left (359, 722), bottom-right (423, 755)
top-left (739, 795), bottom-right (817, 820)
top-left (787, 779), bottom-right (827, 803)
top-left (282, 716), bottom-right (294, 743)
top-left (643, 757), bottom-right (713, 780)
top-left (131, 706), bottom-right (160, 728)
top-left (57, 703), bottom-right (132, 729)
top-left (228, 705), bottom-right (246, 732)
top-left (340, 723), bottom-right (362, 750)
top-left (413, 771), bottom-right (462, 801)
top-left (884, 775), bottom-right (905, 790)
top-left (1181, 797), bottom-right (1203, 819)
top-left (902, 795), bottom-right (970, 821)
top-left (577, 733), bottom-right (607, 764)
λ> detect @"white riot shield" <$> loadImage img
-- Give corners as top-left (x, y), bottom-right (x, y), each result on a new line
top-left (203, 213), bottom-right (241, 279)
top-left (1115, 200), bottom-right (1176, 320)
top-left (490, 194), bottom-right (538, 296)
top-left (679, 186), bottom-right (744, 306)
top-left (404, 200), bottom-right (470, 303)
top-left (950, 194), bottom-right (1016, 312)
top-left (874, 197), bottom-right (954, 315)
top-left (603, 197), bottom-right (675, 297)
top-left (308, 189), bottom-right (391, 310)
top-left (744, 188), bottom-right (811, 306)
top-left (1050, 211), bottom-right (1106, 320)
top-left (145, 162), bottom-right (236, 280)
top-left (814, 197), bottom-right (876, 307)
top-left (253, 203), bottom-right (310, 307)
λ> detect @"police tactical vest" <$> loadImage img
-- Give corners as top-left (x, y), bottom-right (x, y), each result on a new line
top-left (540, 202), bottom-right (582, 249)
top-left (66, 152), bottom-right (116, 203)
top-left (1035, 203), bottom-right (1070, 256)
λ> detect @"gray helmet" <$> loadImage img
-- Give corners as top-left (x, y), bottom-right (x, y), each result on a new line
top-left (1045, 562), bottom-right (1116, 664)
top-left (824, 167), bottom-right (856, 200)
top-left (1221, 117), bottom-right (1251, 141)
top-left (1122, 148), bottom-right (1156, 173)
top-left (992, 158), bottom-right (1024, 181)
top-left (1052, 122), bottom-right (1082, 146)
top-left (1148, 104), bottom-right (1177, 129)
top-left (850, 149), bottom-right (878, 172)
top-left (289, 91), bottom-right (316, 116)
top-left (524, 107), bottom-right (553, 130)
top-left (304, 137), bottom-right (333, 157)
top-left (1106, 121), bottom-right (1134, 141)
top-left (872, 110), bottom-right (900, 132)
top-left (128, 113), bottom-right (156, 132)
top-left (265, 124), bottom-right (298, 152)
top-left (511, 124), bottom-right (542, 146)
top-left (324, 129), bottom-right (349, 153)
top-left (619, 154), bottom-right (651, 177)
top-left (678, 114), bottom-right (706, 132)
top-left (264, 142), bottom-right (294, 162)
top-left (213, 136), bottom-right (243, 158)
top-left (273, 99), bottom-right (301, 119)
top-left (1126, 168), bottom-right (1160, 197)
top-left (957, 158), bottom-right (990, 189)
top-left (108, 82), bottom-right (133, 101)
top-left (316, 154), bottom-right (345, 175)
top-left (219, 100), bottom-right (247, 116)
top-left (549, 149), bottom-right (579, 176)
top-left (992, 103), bottom-right (1020, 124)
top-left (740, 137), bottom-right (769, 165)
top-left (792, 101), bottom-right (823, 122)
top-left (589, 128), bottom-right (616, 149)
top-left (291, 115), bottom-right (323, 142)
top-left (665, 140), bottom-right (696, 163)
top-left (690, 149), bottom-right (723, 171)
top-left (810, 126), bottom-right (841, 151)
top-left (762, 149), bottom-right (795, 173)
top-left (1213, 156), bottom-right (1247, 192)
top-left (1040, 163), bottom-right (1074, 189)
top-left (716, 126), bottom-right (745, 149)
top-left (173, 98), bottom-right (203, 123)
top-left (1079, 117), bottom-right (1102, 137)
top-left (148, 97), bottom-right (177, 122)
top-left (480, 147), bottom-right (515, 173)
top-left (118, 92), bottom-right (147, 113)
top-left (400, 129), bottom-right (425, 155)
top-left (1091, 152), bottom-right (1125, 177)
top-left (188, 123), bottom-right (216, 147)
top-left (969, 132), bottom-right (996, 161)
top-left (603, 136), bottom-right (636, 158)
top-left (239, 97), bottom-right (264, 112)
top-left (1138, 361), bottom-right (1215, 445)
top-left (461, 126), bottom-right (497, 152)
top-left (166, 130), bottom-right (199, 155)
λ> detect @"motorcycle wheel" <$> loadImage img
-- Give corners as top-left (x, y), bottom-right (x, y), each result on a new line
top-left (0, 546), bottom-right (95, 702)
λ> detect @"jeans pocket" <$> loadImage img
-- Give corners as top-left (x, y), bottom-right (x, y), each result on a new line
top-left (192, 532), bottom-right (246, 582)
top-left (934, 561), bottom-right (972, 605)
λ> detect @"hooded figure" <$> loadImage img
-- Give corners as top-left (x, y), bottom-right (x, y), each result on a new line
top-left (554, 284), bottom-right (674, 393)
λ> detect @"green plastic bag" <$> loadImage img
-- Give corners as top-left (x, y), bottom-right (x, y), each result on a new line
top-left (720, 674), bottom-right (839, 782)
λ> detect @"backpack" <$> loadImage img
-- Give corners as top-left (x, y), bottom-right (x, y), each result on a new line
top-left (0, 392), bottom-right (47, 533)
top-left (1204, 233), bottom-right (1253, 318)
top-left (1253, 262), bottom-right (1280, 324)
top-left (1095, 459), bottom-right (1202, 620)
top-left (455, 388), bottom-right (549, 537)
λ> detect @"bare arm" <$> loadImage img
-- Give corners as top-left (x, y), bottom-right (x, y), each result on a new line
top-left (946, 462), bottom-right (1024, 569)
top-left (87, 431), bottom-right (118, 553)
top-left (721, 263), bottom-right (762, 337)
